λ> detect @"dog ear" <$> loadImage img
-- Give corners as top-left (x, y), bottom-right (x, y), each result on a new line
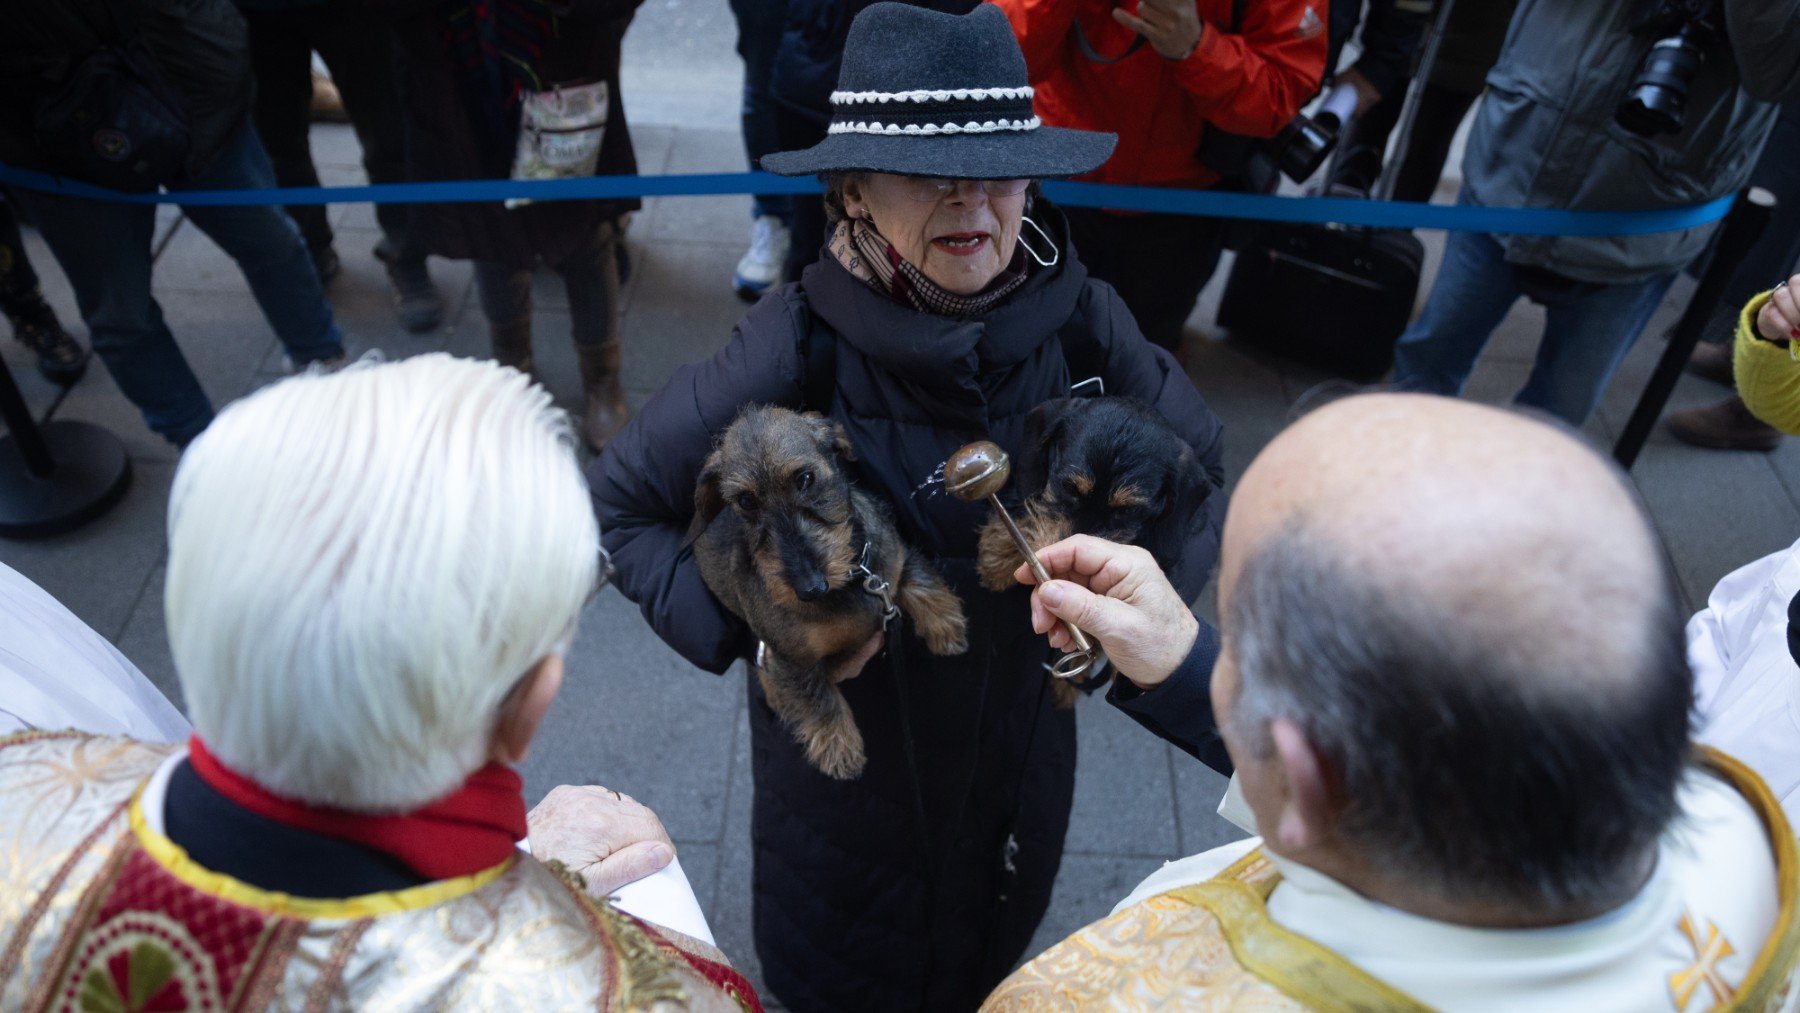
top-left (1018, 398), bottom-right (1076, 496)
top-left (802, 411), bottom-right (855, 461)
top-left (1169, 442), bottom-right (1211, 530)
top-left (682, 456), bottom-right (726, 550)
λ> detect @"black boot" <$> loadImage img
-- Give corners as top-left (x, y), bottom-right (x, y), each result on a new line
top-left (375, 238), bottom-right (443, 333)
top-left (11, 303), bottom-right (87, 387)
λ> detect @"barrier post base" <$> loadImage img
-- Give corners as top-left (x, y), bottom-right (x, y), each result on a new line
top-left (0, 420), bottom-right (132, 539)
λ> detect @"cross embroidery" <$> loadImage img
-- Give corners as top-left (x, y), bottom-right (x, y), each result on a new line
top-left (1669, 912), bottom-right (1736, 1010)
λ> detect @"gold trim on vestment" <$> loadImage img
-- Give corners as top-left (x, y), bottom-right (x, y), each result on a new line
top-left (1165, 878), bottom-right (1430, 1011)
top-left (1699, 746), bottom-right (1800, 1011)
top-left (127, 785), bottom-right (514, 919)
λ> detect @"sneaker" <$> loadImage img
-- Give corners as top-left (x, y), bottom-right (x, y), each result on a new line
top-left (733, 215), bottom-right (790, 302)
top-left (283, 351), bottom-right (349, 374)
top-left (1666, 395), bottom-right (1783, 451)
top-left (12, 310), bottom-right (88, 387)
top-left (309, 243), bottom-right (341, 286)
top-left (1684, 340), bottom-right (1734, 387)
top-left (386, 257), bottom-right (444, 333)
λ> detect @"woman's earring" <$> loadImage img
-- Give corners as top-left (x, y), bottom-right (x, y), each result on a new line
top-left (1017, 215), bottom-right (1060, 268)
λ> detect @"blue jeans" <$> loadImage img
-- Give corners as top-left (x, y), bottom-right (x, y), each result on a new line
top-left (730, 0), bottom-right (791, 224)
top-left (13, 122), bottom-right (344, 445)
top-left (1390, 221), bottom-right (1676, 426)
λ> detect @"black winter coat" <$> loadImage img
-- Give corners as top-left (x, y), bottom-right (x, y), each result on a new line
top-left (380, 0), bottom-right (642, 267)
top-left (591, 207), bottom-right (1226, 1012)
top-left (769, 0), bottom-right (977, 124)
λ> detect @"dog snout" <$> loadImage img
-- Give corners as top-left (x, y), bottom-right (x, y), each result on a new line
top-left (794, 573), bottom-right (830, 601)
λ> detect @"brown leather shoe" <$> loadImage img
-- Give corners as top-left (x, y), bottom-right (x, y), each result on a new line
top-left (1666, 395), bottom-right (1783, 451)
top-left (1684, 341), bottom-right (1734, 386)
top-left (576, 342), bottom-right (630, 451)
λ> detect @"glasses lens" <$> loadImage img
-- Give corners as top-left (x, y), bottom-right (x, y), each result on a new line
top-left (901, 177), bottom-right (1030, 200)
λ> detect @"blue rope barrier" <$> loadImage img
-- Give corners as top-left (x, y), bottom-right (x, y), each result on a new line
top-left (0, 164), bottom-right (1736, 238)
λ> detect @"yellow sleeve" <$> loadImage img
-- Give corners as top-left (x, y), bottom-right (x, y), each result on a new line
top-left (1734, 291), bottom-right (1800, 436)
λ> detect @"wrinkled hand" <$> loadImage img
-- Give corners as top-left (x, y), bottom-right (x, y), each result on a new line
top-left (1757, 274), bottom-right (1800, 343)
top-left (1015, 535), bottom-right (1199, 690)
top-left (528, 785), bottom-right (675, 897)
top-left (1113, 0), bottom-right (1203, 60)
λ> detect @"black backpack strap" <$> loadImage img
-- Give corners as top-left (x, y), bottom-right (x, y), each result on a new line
top-left (1056, 306), bottom-right (1107, 398)
top-left (799, 316), bottom-right (837, 414)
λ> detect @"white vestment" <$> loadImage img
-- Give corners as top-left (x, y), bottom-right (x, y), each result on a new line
top-left (1688, 536), bottom-right (1800, 824)
top-left (0, 563), bottom-right (188, 741)
top-left (1121, 766), bottom-right (1788, 1011)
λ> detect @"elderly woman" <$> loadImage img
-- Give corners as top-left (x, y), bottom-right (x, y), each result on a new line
top-left (592, 5), bottom-right (1228, 1009)
top-left (0, 356), bottom-right (751, 1009)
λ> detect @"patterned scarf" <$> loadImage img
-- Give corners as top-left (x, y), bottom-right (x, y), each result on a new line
top-left (445, 0), bottom-right (556, 166)
top-left (828, 218), bottom-right (1029, 317)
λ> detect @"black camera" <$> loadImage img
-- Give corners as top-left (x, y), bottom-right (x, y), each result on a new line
top-left (1616, 0), bottom-right (1725, 137)
top-left (1268, 111), bottom-right (1341, 184)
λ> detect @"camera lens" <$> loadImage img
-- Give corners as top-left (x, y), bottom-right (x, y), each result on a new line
top-left (1616, 30), bottom-right (1705, 136)
top-left (1274, 113), bottom-right (1338, 184)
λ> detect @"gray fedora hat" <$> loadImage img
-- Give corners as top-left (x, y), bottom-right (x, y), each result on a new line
top-left (760, 3), bottom-right (1116, 180)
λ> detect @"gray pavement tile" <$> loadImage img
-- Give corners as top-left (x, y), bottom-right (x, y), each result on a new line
top-left (641, 128), bottom-right (757, 242)
top-left (710, 700), bottom-right (770, 1003)
top-left (517, 588), bottom-right (741, 843)
top-left (309, 124), bottom-right (366, 172)
top-left (1016, 852), bottom-right (1167, 972)
top-left (1183, 336), bottom-right (1290, 492)
top-left (1172, 750), bottom-right (1247, 857)
top-left (113, 562), bottom-right (183, 714)
top-left (0, 460), bottom-right (174, 644)
top-left (1066, 694), bottom-right (1179, 856)
top-left (616, 239), bottom-right (752, 395)
top-left (619, 4), bottom-right (741, 129)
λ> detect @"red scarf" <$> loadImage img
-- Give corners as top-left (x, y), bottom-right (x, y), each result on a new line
top-left (187, 737), bottom-right (528, 881)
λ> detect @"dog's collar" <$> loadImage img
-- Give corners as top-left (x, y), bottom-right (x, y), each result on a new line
top-left (849, 542), bottom-right (901, 624)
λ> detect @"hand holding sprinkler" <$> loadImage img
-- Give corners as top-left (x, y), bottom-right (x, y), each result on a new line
top-left (944, 441), bottom-right (1094, 680)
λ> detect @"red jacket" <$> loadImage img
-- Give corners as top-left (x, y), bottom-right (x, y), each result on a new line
top-left (992, 0), bottom-right (1327, 188)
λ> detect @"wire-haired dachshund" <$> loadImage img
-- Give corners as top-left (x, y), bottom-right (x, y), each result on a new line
top-left (688, 405), bottom-right (967, 779)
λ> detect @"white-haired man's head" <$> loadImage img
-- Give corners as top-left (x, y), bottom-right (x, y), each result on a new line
top-left (167, 354), bottom-right (598, 813)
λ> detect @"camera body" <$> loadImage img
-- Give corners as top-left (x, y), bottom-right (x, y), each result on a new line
top-left (1616, 0), bottom-right (1726, 137)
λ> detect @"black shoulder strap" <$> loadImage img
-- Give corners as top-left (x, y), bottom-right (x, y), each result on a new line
top-left (800, 317), bottom-right (837, 414)
top-left (1056, 305), bottom-right (1106, 397)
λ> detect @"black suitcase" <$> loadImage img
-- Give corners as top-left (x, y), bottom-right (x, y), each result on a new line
top-left (1217, 223), bottom-right (1424, 380)
top-left (1215, 0), bottom-right (1453, 381)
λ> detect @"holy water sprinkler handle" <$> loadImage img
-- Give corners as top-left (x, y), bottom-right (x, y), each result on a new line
top-left (943, 441), bottom-right (1094, 679)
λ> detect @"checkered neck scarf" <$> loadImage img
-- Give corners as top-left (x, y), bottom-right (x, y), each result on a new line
top-left (828, 218), bottom-right (1029, 318)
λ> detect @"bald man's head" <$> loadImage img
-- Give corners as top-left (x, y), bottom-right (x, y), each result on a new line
top-left (1217, 394), bottom-right (1692, 915)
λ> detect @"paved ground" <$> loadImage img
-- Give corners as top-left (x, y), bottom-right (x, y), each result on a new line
top-left (5, 2), bottom-right (1799, 1006)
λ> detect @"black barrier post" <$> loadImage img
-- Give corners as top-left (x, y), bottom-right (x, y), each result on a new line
top-left (0, 358), bottom-right (132, 539)
top-left (1614, 187), bottom-right (1777, 469)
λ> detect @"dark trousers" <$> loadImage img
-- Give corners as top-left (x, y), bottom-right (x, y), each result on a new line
top-left (243, 0), bottom-right (424, 262)
top-left (1064, 206), bottom-right (1226, 353)
top-left (729, 0), bottom-right (792, 224)
top-left (778, 105), bottom-right (830, 280)
top-left (473, 221), bottom-right (622, 350)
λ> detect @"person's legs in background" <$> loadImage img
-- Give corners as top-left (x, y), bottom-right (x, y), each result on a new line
top-left (1388, 222), bottom-right (1525, 396)
top-left (1389, 84), bottom-right (1481, 203)
top-left (778, 104), bottom-right (830, 283)
top-left (0, 196), bottom-right (87, 385)
top-left (10, 190), bottom-right (213, 445)
top-left (1668, 97), bottom-right (1800, 449)
top-left (243, 6), bottom-right (339, 284)
top-left (559, 219), bottom-right (629, 450)
top-left (1515, 270), bottom-right (1676, 426)
top-left (730, 0), bottom-right (792, 301)
top-left (310, 0), bottom-right (444, 332)
top-left (473, 260), bottom-right (534, 373)
top-left (175, 123), bottom-right (346, 369)
top-left (1064, 207), bottom-right (1223, 356)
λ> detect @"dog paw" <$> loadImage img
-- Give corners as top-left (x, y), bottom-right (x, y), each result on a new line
top-left (922, 610), bottom-right (969, 656)
top-left (976, 517), bottom-right (1025, 592)
top-left (803, 719), bottom-right (866, 780)
top-left (1049, 677), bottom-right (1079, 711)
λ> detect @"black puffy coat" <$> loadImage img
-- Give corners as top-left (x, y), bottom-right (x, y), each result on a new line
top-left (769, 0), bottom-right (976, 124)
top-left (591, 206), bottom-right (1225, 1012)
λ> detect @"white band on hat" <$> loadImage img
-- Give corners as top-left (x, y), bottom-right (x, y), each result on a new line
top-left (827, 116), bottom-right (1041, 137)
top-left (830, 86), bottom-right (1035, 105)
